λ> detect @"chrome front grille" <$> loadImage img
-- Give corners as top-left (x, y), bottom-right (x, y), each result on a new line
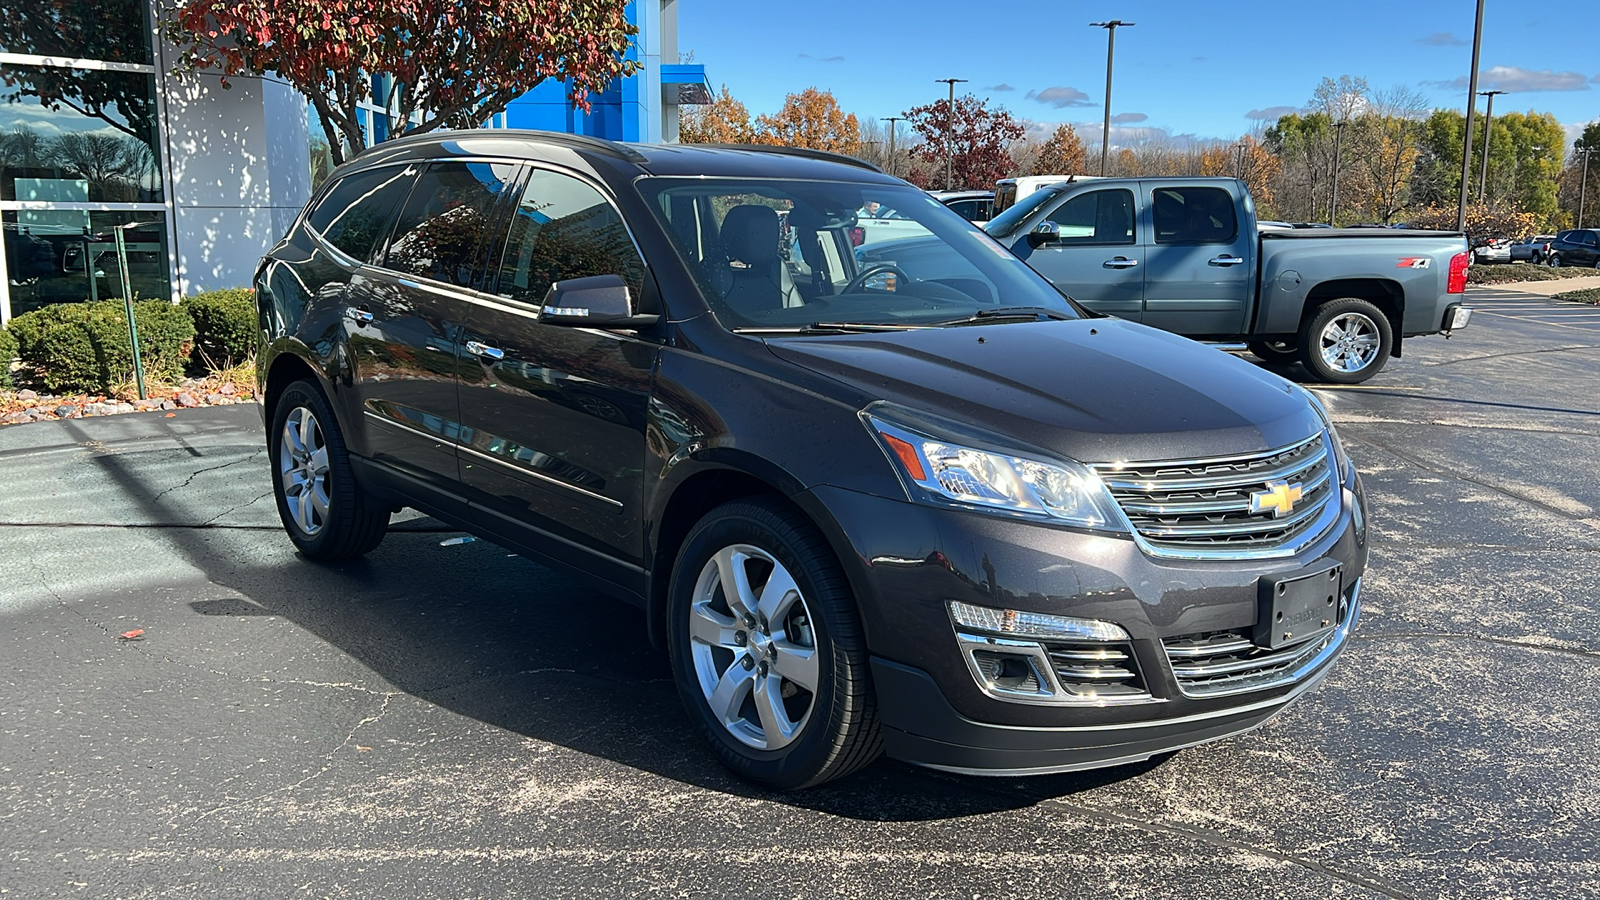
top-left (1162, 579), bottom-right (1359, 698)
top-left (1093, 434), bottom-right (1339, 559)
top-left (1043, 641), bottom-right (1147, 700)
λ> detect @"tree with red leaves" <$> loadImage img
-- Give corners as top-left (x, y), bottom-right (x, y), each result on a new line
top-left (903, 94), bottom-right (1025, 190)
top-left (166, 0), bottom-right (639, 166)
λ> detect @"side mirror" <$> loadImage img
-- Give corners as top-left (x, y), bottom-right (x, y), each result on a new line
top-left (539, 274), bottom-right (659, 329)
top-left (1027, 220), bottom-right (1061, 248)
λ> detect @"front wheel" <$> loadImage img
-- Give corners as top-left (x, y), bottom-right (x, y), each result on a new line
top-left (1298, 298), bottom-right (1393, 384)
top-left (269, 379), bottom-right (388, 560)
top-left (668, 498), bottom-right (881, 790)
top-left (1248, 340), bottom-right (1300, 365)
top-left (1548, 254), bottom-right (1561, 268)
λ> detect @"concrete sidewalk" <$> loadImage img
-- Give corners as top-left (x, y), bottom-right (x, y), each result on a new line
top-left (1474, 274), bottom-right (1600, 296)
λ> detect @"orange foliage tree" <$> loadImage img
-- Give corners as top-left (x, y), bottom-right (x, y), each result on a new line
top-left (1033, 124), bottom-right (1087, 175)
top-left (753, 88), bottom-right (860, 154)
top-left (679, 84), bottom-right (755, 144)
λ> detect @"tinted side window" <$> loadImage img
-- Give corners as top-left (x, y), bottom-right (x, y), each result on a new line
top-left (306, 165), bottom-right (416, 261)
top-left (495, 168), bottom-right (644, 305)
top-left (1584, 231), bottom-right (1599, 248)
top-left (1152, 187), bottom-right (1238, 244)
top-left (1046, 189), bottom-right (1135, 244)
top-left (384, 161), bottom-right (520, 288)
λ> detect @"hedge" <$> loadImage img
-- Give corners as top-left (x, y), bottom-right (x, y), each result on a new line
top-left (7, 300), bottom-right (195, 393)
top-left (0, 324), bottom-right (16, 390)
top-left (182, 288), bottom-right (256, 366)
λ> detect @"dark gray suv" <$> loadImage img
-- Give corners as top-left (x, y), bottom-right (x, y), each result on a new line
top-left (255, 130), bottom-right (1368, 789)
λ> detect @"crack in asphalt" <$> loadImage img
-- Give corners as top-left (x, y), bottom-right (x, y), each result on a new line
top-left (197, 489), bottom-right (276, 527)
top-left (1424, 343), bottom-right (1600, 367)
top-left (1351, 630), bottom-right (1600, 662)
top-left (149, 449), bottom-right (264, 503)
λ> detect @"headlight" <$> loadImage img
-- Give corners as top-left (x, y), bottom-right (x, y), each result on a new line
top-left (862, 407), bottom-right (1127, 532)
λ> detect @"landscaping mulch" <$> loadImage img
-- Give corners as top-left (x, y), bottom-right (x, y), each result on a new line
top-left (0, 374), bottom-right (255, 426)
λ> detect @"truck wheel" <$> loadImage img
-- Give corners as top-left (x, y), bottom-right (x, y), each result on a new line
top-left (269, 379), bottom-right (389, 560)
top-left (1298, 299), bottom-right (1392, 384)
top-left (668, 498), bottom-right (881, 790)
top-left (1247, 341), bottom-right (1300, 365)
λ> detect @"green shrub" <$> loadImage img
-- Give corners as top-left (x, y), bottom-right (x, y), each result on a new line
top-left (9, 300), bottom-right (195, 393)
top-left (1554, 287), bottom-right (1600, 305)
top-left (182, 288), bottom-right (256, 368)
top-left (0, 324), bottom-right (16, 390)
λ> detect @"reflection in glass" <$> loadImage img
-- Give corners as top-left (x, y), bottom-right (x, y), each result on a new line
top-left (498, 170), bottom-right (644, 304)
top-left (386, 161), bottom-right (520, 287)
top-left (3, 210), bottom-right (168, 316)
top-left (0, 0), bottom-right (153, 66)
top-left (0, 65), bottom-right (162, 202)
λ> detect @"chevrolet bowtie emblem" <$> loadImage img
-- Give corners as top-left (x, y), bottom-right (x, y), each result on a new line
top-left (1250, 481), bottom-right (1304, 518)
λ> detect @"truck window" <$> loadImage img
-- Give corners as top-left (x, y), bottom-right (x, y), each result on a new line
top-left (1046, 189), bottom-right (1135, 245)
top-left (1152, 187), bottom-right (1237, 244)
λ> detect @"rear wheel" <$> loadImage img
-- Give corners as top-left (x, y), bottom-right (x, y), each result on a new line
top-left (668, 498), bottom-right (881, 789)
top-left (1247, 340), bottom-right (1300, 365)
top-left (1548, 253), bottom-right (1561, 268)
top-left (1298, 298), bottom-right (1392, 384)
top-left (269, 379), bottom-right (388, 560)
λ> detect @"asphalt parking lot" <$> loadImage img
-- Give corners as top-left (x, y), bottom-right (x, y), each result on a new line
top-left (3, 285), bottom-right (1598, 899)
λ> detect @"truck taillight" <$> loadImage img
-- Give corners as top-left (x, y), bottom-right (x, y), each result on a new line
top-left (1447, 251), bottom-right (1469, 294)
top-left (849, 226), bottom-right (864, 247)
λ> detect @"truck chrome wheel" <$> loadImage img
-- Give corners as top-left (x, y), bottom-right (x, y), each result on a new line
top-left (279, 406), bottom-right (331, 537)
top-left (1319, 312), bottom-right (1382, 374)
top-left (688, 544), bottom-right (819, 751)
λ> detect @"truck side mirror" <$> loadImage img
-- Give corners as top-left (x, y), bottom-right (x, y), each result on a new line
top-left (1027, 221), bottom-right (1061, 248)
top-left (540, 274), bottom-right (659, 329)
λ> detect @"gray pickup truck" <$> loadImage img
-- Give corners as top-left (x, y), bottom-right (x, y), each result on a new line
top-left (977, 176), bottom-right (1473, 383)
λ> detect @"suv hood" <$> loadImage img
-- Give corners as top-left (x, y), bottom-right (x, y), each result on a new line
top-left (764, 318), bottom-right (1320, 463)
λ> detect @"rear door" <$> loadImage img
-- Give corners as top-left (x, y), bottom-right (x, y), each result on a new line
top-left (1139, 183), bottom-right (1254, 336)
top-left (1010, 186), bottom-right (1143, 321)
top-left (455, 165), bottom-right (659, 587)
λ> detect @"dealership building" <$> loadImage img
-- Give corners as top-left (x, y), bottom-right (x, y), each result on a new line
top-left (0, 0), bottom-right (707, 325)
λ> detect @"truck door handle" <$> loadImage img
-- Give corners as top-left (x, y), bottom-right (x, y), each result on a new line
top-left (345, 306), bottom-right (373, 327)
top-left (1102, 257), bottom-right (1139, 268)
top-left (1208, 256), bottom-right (1245, 266)
top-left (465, 341), bottom-right (504, 361)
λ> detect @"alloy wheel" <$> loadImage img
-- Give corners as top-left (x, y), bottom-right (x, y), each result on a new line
top-left (1319, 312), bottom-right (1382, 374)
top-left (278, 406), bottom-right (331, 536)
top-left (687, 544), bottom-right (819, 751)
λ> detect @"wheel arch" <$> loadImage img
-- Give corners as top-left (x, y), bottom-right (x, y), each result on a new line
top-left (1301, 278), bottom-right (1405, 357)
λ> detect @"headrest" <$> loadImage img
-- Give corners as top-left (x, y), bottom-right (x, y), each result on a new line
top-left (722, 204), bottom-right (780, 265)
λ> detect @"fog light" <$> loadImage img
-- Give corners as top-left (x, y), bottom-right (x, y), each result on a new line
top-left (949, 600), bottom-right (1130, 642)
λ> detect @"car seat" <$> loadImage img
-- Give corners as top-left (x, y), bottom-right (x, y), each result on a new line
top-left (718, 205), bottom-right (802, 317)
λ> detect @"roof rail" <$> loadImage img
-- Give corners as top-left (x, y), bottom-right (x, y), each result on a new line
top-left (703, 144), bottom-right (883, 173)
top-left (352, 128), bottom-right (649, 164)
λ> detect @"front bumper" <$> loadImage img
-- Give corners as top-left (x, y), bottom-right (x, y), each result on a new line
top-left (800, 474), bottom-right (1368, 774)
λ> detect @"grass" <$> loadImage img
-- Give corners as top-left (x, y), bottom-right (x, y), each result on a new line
top-left (1467, 263), bottom-right (1600, 285)
top-left (1553, 287), bottom-right (1600, 305)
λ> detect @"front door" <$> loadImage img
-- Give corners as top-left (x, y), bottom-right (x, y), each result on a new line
top-left (456, 166), bottom-right (659, 587)
top-left (1009, 187), bottom-right (1144, 321)
top-left (1139, 184), bottom-right (1254, 337)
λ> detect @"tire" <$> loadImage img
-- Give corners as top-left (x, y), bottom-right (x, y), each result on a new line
top-left (667, 498), bottom-right (881, 790)
top-left (268, 379), bottom-right (388, 560)
top-left (1247, 340), bottom-right (1300, 365)
top-left (1548, 254), bottom-right (1561, 268)
top-left (1298, 298), bottom-right (1393, 385)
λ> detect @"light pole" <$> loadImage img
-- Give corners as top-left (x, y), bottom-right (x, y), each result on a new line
top-left (1456, 0), bottom-right (1486, 231)
top-left (1090, 20), bottom-right (1134, 176)
top-left (934, 78), bottom-right (967, 189)
top-left (1477, 89), bottom-right (1505, 202)
top-left (885, 116), bottom-right (903, 178)
top-left (1329, 120), bottom-right (1348, 226)
top-left (1580, 147), bottom-right (1593, 229)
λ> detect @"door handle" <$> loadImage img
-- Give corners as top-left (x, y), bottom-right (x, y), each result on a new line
top-left (345, 306), bottom-right (373, 327)
top-left (1102, 257), bottom-right (1139, 269)
top-left (465, 340), bottom-right (504, 361)
top-left (1208, 256), bottom-right (1245, 266)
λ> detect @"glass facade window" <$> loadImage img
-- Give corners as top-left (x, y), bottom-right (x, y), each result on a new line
top-left (0, 0), bottom-right (153, 66)
top-left (3, 209), bottom-right (166, 317)
top-left (0, 66), bottom-right (163, 203)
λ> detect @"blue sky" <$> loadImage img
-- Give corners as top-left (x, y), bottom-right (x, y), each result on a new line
top-left (678, 0), bottom-right (1599, 154)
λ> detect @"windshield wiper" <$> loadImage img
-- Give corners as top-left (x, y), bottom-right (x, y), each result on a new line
top-left (930, 306), bottom-right (1076, 327)
top-left (732, 322), bottom-right (928, 335)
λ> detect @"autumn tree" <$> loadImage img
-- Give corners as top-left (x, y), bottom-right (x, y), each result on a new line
top-left (679, 84), bottom-right (755, 144)
top-left (1033, 124), bottom-right (1087, 175)
top-left (903, 94), bottom-right (1025, 190)
top-left (166, 0), bottom-right (639, 165)
top-left (753, 88), bottom-right (860, 154)
top-left (1558, 121), bottom-right (1599, 228)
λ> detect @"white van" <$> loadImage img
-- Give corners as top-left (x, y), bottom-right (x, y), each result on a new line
top-left (992, 174), bottom-right (1099, 215)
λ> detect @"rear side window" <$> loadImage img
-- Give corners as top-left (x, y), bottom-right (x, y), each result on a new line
top-left (306, 165), bottom-right (416, 262)
top-left (1046, 189), bottom-right (1135, 244)
top-left (1152, 187), bottom-right (1238, 244)
top-left (384, 161), bottom-right (520, 288)
top-left (494, 168), bottom-right (644, 305)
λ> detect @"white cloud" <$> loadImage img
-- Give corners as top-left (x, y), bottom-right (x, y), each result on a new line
top-left (986, 83), bottom-right (1015, 92)
top-left (1026, 86), bottom-right (1095, 109)
top-left (1418, 32), bottom-right (1465, 47)
top-left (1246, 106), bottom-right (1298, 121)
top-left (1437, 66), bottom-right (1592, 92)
top-left (1111, 112), bottom-right (1148, 124)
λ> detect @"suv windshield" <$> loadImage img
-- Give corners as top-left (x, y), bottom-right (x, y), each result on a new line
top-left (983, 185), bottom-right (1065, 238)
top-left (637, 178), bottom-right (1079, 330)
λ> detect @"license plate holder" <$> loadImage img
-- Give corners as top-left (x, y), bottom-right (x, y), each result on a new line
top-left (1255, 562), bottom-right (1342, 651)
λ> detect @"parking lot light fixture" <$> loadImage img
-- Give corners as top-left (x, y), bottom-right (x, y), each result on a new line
top-left (1477, 89), bottom-right (1505, 203)
top-left (1090, 20), bottom-right (1134, 177)
top-left (935, 78), bottom-right (967, 189)
top-left (1456, 0), bottom-right (1486, 232)
top-left (885, 116), bottom-right (904, 178)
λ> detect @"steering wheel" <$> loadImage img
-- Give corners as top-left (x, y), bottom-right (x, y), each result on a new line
top-left (841, 263), bottom-right (913, 295)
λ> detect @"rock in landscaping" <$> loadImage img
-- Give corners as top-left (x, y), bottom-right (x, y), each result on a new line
top-left (176, 392), bottom-right (199, 408)
top-left (135, 399), bottom-right (158, 411)
top-left (204, 393), bottom-right (224, 405)
top-left (115, 402), bottom-right (135, 414)
top-left (17, 389), bottom-right (38, 401)
top-left (54, 405), bottom-right (77, 417)
top-left (218, 382), bottom-right (237, 396)
top-left (160, 399), bottom-right (176, 411)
